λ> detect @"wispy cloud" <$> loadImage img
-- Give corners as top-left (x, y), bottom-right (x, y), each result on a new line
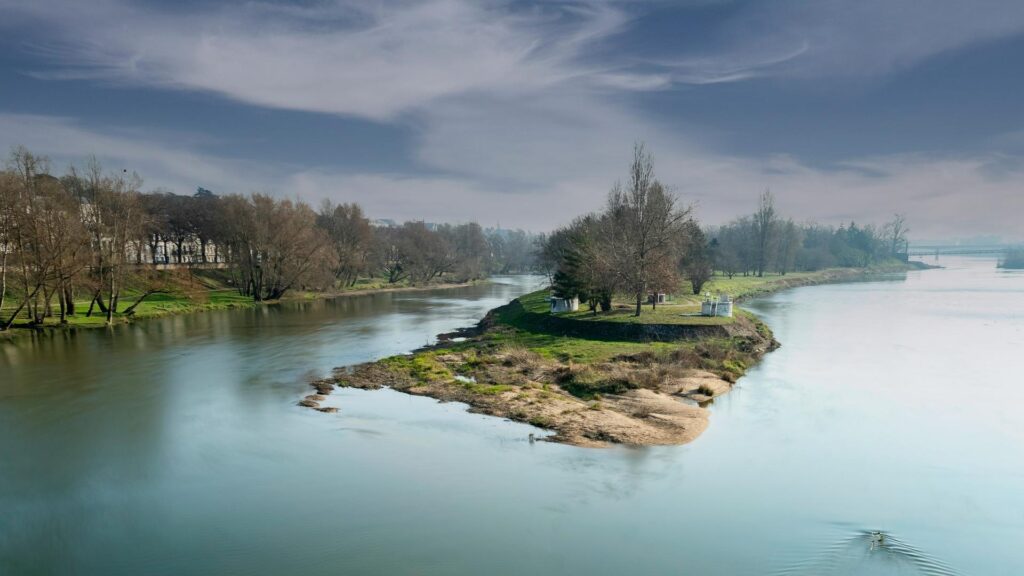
top-left (2, 0), bottom-right (634, 120)
top-left (656, 0), bottom-right (1024, 84)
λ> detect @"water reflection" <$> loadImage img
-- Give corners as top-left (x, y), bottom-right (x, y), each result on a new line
top-left (2, 263), bottom-right (1022, 575)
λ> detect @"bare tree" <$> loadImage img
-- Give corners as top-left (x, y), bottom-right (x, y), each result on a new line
top-left (775, 219), bottom-right (801, 275)
top-left (883, 213), bottom-right (909, 257)
top-left (317, 201), bottom-right (374, 286)
top-left (439, 222), bottom-right (489, 282)
top-left (399, 222), bottom-right (455, 284)
top-left (0, 171), bottom-right (16, 317)
top-left (753, 189), bottom-right (777, 277)
top-left (78, 165), bottom-right (149, 322)
top-left (222, 194), bottom-right (333, 301)
top-left (607, 144), bottom-right (691, 316)
top-left (375, 226), bottom-right (409, 284)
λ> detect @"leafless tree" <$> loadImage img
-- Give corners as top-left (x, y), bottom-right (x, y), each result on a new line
top-left (774, 219), bottom-right (801, 275)
top-left (221, 194), bottom-right (333, 301)
top-left (753, 189), bottom-right (777, 277)
top-left (0, 171), bottom-right (16, 318)
top-left (883, 213), bottom-right (909, 257)
top-left (607, 144), bottom-right (691, 316)
top-left (317, 200), bottom-right (375, 286)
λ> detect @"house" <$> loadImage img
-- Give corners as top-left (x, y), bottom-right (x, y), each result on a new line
top-left (549, 295), bottom-right (579, 313)
top-left (701, 293), bottom-right (733, 317)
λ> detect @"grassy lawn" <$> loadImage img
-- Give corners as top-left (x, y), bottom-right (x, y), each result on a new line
top-left (483, 289), bottom-right (743, 363)
top-left (692, 271), bottom-right (824, 301)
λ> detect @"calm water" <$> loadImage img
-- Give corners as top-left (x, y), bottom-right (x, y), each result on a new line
top-left (2, 263), bottom-right (1022, 575)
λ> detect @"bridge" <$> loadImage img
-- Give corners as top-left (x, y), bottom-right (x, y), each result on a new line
top-left (905, 245), bottom-right (1020, 258)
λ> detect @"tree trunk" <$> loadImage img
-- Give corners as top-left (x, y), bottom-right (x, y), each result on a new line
top-left (121, 289), bottom-right (166, 316)
top-left (3, 285), bottom-right (41, 330)
top-left (0, 251), bottom-right (6, 315)
top-left (64, 284), bottom-right (76, 316)
top-left (35, 285), bottom-right (51, 324)
top-left (634, 292), bottom-right (642, 317)
top-left (106, 273), bottom-right (115, 324)
top-left (86, 291), bottom-right (99, 317)
top-left (58, 282), bottom-right (67, 324)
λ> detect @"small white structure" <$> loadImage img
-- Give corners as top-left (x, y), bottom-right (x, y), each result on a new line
top-left (649, 292), bottom-right (667, 304)
top-left (549, 295), bottom-right (579, 313)
top-left (701, 293), bottom-right (733, 318)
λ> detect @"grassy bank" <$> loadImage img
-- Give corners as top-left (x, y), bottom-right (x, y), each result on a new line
top-left (0, 270), bottom-right (482, 340)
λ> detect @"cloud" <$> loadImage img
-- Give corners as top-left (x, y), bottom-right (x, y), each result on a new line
top-left (2, 1), bottom-right (1023, 241)
top-left (2, 0), bottom-right (631, 121)
top-left (7, 0), bottom-right (1024, 103)
top-left (645, 0), bottom-right (1024, 84)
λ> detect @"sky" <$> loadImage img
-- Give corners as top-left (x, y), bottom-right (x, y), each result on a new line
top-left (1, 0), bottom-right (1023, 242)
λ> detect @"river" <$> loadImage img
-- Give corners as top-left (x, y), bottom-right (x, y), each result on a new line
top-left (1, 262), bottom-right (1022, 575)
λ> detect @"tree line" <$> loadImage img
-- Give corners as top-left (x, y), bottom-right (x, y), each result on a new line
top-left (0, 147), bottom-right (539, 329)
top-left (539, 144), bottom-right (911, 317)
top-left (708, 193), bottom-right (909, 279)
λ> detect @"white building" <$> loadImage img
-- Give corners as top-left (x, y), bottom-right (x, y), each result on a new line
top-left (549, 295), bottom-right (579, 313)
top-left (701, 294), bottom-right (733, 318)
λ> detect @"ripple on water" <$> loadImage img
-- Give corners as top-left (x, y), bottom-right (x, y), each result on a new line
top-left (770, 530), bottom-right (963, 576)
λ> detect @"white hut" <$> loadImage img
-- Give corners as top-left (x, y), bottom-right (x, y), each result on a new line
top-left (549, 295), bottom-right (579, 313)
top-left (701, 293), bottom-right (733, 317)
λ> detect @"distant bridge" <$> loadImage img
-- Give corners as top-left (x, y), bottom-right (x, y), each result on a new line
top-left (905, 245), bottom-right (1020, 258)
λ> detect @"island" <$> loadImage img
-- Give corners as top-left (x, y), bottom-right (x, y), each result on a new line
top-left (305, 267), bottom-right (910, 447)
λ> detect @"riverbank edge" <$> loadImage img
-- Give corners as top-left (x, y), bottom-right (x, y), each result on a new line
top-left (0, 279), bottom-right (488, 341)
top-left (307, 264), bottom-right (926, 447)
top-left (728, 261), bottom-right (933, 304)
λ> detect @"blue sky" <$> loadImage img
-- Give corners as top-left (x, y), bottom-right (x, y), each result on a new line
top-left (1, 0), bottom-right (1023, 240)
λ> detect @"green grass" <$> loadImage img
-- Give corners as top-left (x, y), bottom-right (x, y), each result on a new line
top-left (381, 354), bottom-right (453, 383)
top-left (691, 271), bottom-right (825, 301)
top-left (0, 270), bottom-right (482, 339)
top-left (485, 290), bottom-right (696, 363)
top-left (0, 287), bottom-right (254, 330)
